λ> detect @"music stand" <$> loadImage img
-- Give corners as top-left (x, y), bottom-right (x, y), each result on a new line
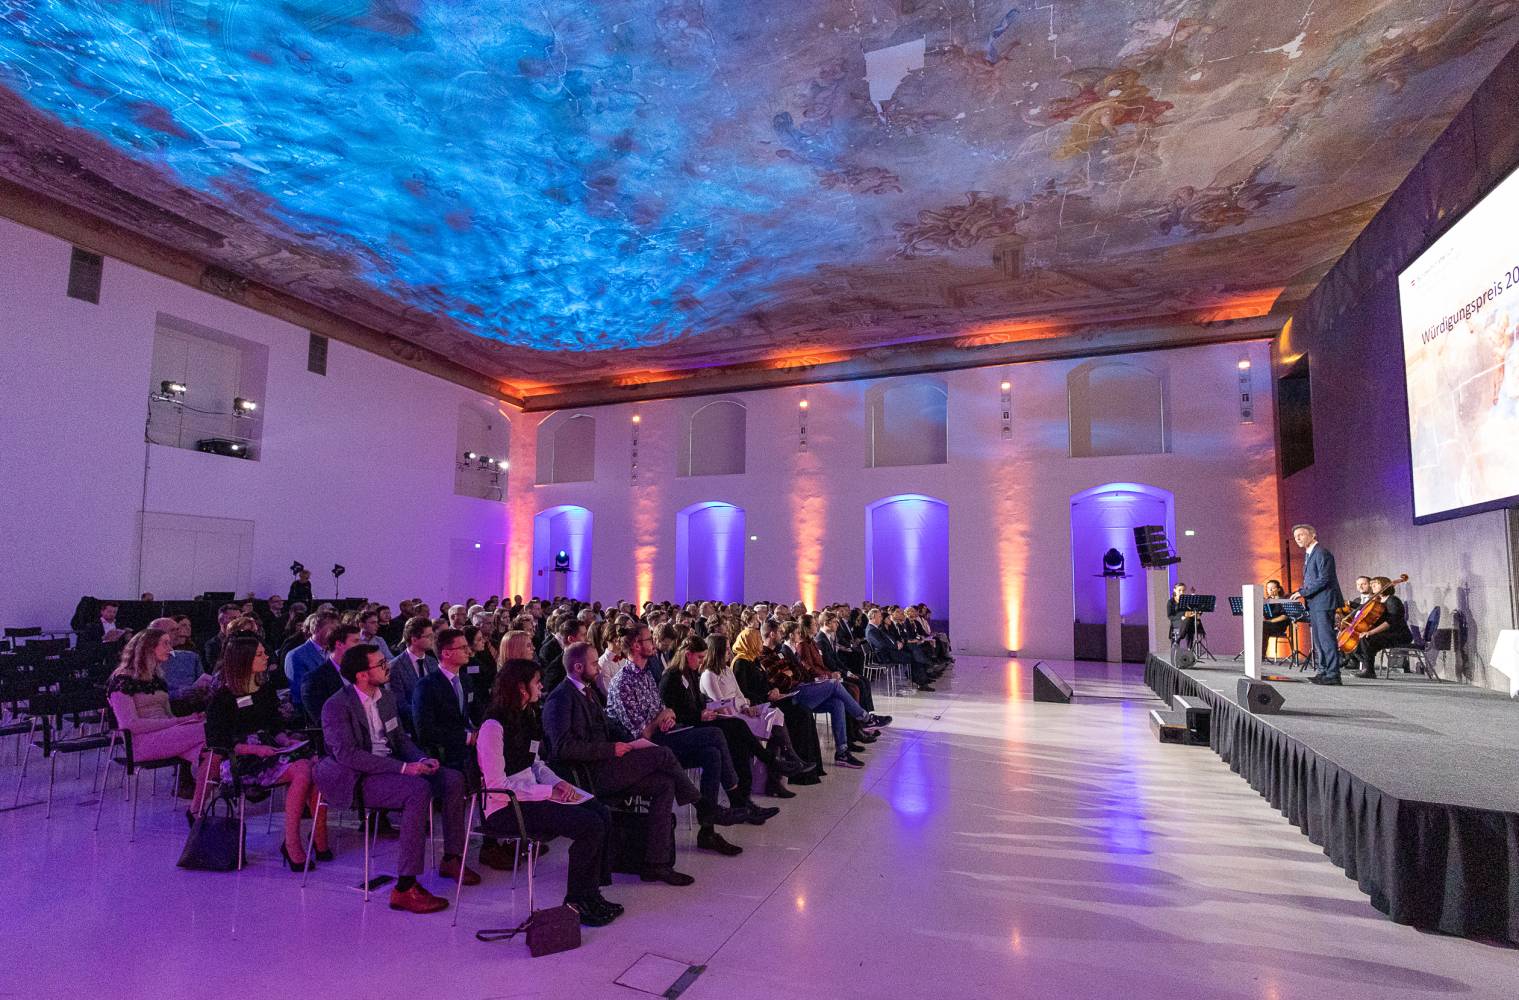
top-left (1175, 594), bottom-right (1217, 660)
top-left (1228, 597), bottom-right (1245, 660)
top-left (1263, 601), bottom-right (1310, 669)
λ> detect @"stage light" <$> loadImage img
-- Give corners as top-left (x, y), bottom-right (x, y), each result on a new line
top-left (749, 534), bottom-right (758, 541)
top-left (289, 561), bottom-right (305, 576)
top-left (233, 396), bottom-right (258, 414)
top-left (1101, 548), bottom-right (1125, 576)
top-left (1000, 380), bottom-right (1011, 392)
top-left (158, 380), bottom-right (187, 398)
top-left (495, 458), bottom-right (509, 470)
top-left (798, 399), bottom-right (809, 410)
top-left (228, 443), bottom-right (242, 452)
top-left (631, 414), bottom-right (641, 424)
top-left (473, 542), bottom-right (481, 549)
top-left (555, 549), bottom-right (570, 569)
top-left (464, 451), bottom-right (479, 461)
top-left (1184, 529), bottom-right (1196, 537)
top-left (331, 563), bottom-right (346, 578)
top-left (1237, 359), bottom-right (1252, 370)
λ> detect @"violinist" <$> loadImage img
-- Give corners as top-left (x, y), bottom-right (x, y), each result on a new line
top-left (1261, 579), bottom-right (1291, 659)
top-left (1167, 583), bottom-right (1205, 651)
top-left (1351, 576), bottom-right (1411, 678)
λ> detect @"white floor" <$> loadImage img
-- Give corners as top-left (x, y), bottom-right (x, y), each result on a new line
top-left (3, 657), bottom-right (1513, 1000)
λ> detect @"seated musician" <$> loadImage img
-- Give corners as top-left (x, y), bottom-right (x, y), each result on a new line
top-left (1261, 579), bottom-right (1291, 659)
top-left (1166, 583), bottom-right (1205, 651)
top-left (1343, 576), bottom-right (1373, 621)
top-left (1352, 576), bottom-right (1412, 678)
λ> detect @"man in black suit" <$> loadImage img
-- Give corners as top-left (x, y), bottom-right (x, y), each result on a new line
top-left (413, 627), bottom-right (477, 772)
top-left (867, 608), bottom-right (931, 691)
top-left (1290, 524), bottom-right (1347, 685)
top-left (538, 618), bottom-right (583, 693)
top-left (541, 642), bottom-right (700, 886)
top-left (299, 623), bottom-right (361, 726)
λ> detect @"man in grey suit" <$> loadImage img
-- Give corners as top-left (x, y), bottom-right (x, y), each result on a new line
top-left (316, 644), bottom-right (477, 914)
top-left (387, 616), bottom-right (438, 734)
top-left (1290, 524), bottom-right (1347, 685)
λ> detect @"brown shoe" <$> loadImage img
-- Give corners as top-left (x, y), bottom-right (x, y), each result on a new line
top-left (438, 856), bottom-right (481, 886)
top-left (389, 883), bottom-right (448, 914)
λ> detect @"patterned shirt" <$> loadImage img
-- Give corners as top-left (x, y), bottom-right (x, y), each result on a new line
top-left (606, 659), bottom-right (663, 738)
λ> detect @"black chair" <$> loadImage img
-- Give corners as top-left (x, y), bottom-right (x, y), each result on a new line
top-left (24, 688), bottom-right (113, 818)
top-left (447, 778), bottom-right (534, 927)
top-left (23, 638), bottom-right (70, 658)
top-left (95, 714), bottom-right (202, 839)
top-left (3, 627), bottom-right (43, 645)
top-left (1377, 607), bottom-right (1442, 680)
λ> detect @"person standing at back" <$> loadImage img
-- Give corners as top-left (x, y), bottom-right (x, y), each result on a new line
top-left (1290, 524), bottom-right (1346, 685)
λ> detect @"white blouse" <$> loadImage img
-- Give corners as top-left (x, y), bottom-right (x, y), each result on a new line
top-left (475, 718), bottom-right (564, 819)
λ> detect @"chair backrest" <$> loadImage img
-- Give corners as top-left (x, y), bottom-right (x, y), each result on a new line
top-left (4, 627), bottom-right (43, 640)
top-left (1420, 607), bottom-right (1441, 648)
top-left (26, 638), bottom-right (69, 657)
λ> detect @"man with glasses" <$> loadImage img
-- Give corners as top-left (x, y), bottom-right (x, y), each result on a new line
top-left (358, 609), bottom-right (394, 661)
top-left (387, 617), bottom-right (438, 736)
top-left (413, 628), bottom-right (478, 773)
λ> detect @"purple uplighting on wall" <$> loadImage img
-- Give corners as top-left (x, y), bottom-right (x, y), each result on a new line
top-left (533, 505), bottom-right (593, 601)
top-left (865, 495), bottom-right (949, 613)
top-left (675, 502), bottom-right (746, 604)
top-left (1068, 483), bottom-right (1174, 623)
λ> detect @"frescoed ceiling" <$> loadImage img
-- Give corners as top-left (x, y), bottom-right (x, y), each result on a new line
top-left (1, 1), bottom-right (1517, 406)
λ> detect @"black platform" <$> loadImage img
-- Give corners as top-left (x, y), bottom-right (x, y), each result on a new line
top-left (1144, 655), bottom-right (1519, 945)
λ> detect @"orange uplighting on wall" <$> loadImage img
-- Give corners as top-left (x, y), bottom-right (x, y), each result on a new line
top-left (789, 456), bottom-right (826, 611)
top-left (952, 318), bottom-right (1069, 349)
top-left (632, 484), bottom-right (660, 607)
top-left (994, 466), bottom-right (1031, 653)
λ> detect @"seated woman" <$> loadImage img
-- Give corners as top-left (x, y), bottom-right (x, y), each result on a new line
top-left (663, 636), bottom-right (808, 799)
top-left (1261, 579), bottom-right (1292, 660)
top-left (496, 628), bottom-right (534, 666)
top-left (1352, 576), bottom-right (1413, 678)
top-left (204, 635), bottom-right (329, 871)
top-left (794, 617), bottom-right (872, 746)
top-left (730, 628), bottom-right (825, 781)
top-left (698, 633), bottom-right (805, 777)
top-left (106, 627), bottom-right (211, 814)
top-left (1167, 583), bottom-right (1206, 652)
top-left (463, 624), bottom-right (496, 721)
top-left (476, 658), bottom-right (622, 927)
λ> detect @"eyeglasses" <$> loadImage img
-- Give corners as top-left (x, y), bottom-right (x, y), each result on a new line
top-left (443, 643), bottom-right (469, 653)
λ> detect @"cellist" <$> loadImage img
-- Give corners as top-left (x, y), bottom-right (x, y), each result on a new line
top-left (1351, 576), bottom-right (1412, 678)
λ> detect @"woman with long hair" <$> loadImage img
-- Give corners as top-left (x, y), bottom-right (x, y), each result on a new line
top-left (476, 658), bottom-right (621, 927)
top-left (107, 627), bottom-right (211, 810)
top-left (696, 634), bottom-right (808, 793)
top-left (204, 635), bottom-right (328, 871)
top-left (496, 628), bottom-right (534, 666)
top-left (730, 628), bottom-right (824, 780)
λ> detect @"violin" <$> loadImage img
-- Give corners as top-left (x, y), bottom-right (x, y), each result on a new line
top-left (1335, 574), bottom-right (1408, 654)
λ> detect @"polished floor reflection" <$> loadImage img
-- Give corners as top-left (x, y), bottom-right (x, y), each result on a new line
top-left (2, 658), bottom-right (1512, 1000)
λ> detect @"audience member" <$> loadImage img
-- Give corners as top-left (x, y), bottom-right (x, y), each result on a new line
top-left (315, 644), bottom-right (476, 913)
top-left (284, 610), bottom-right (339, 713)
top-left (357, 609), bottom-right (394, 661)
top-left (413, 628), bottom-right (478, 772)
top-left (78, 600), bottom-right (131, 647)
top-left (287, 568), bottom-right (313, 605)
top-left (387, 616), bottom-right (438, 733)
top-left (204, 635), bottom-right (328, 870)
top-left (300, 623), bottom-right (360, 725)
top-left (106, 628), bottom-right (211, 811)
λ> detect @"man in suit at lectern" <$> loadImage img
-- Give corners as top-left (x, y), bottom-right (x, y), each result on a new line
top-left (1290, 524), bottom-right (1346, 685)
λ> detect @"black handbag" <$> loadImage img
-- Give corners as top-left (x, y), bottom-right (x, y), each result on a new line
top-left (177, 794), bottom-right (243, 871)
top-left (477, 905), bottom-right (582, 957)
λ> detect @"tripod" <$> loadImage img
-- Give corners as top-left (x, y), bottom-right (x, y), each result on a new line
top-left (1176, 594), bottom-right (1217, 661)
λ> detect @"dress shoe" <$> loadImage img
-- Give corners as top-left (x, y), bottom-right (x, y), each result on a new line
top-left (857, 730), bottom-right (880, 743)
top-left (314, 847), bottom-right (334, 863)
top-left (1309, 675), bottom-right (1342, 686)
top-left (477, 840), bottom-right (517, 871)
top-left (867, 714), bottom-right (892, 727)
top-left (697, 803), bottom-right (751, 827)
top-left (591, 891), bottom-right (624, 917)
top-left (742, 802), bottom-right (780, 824)
top-left (439, 856), bottom-right (482, 886)
top-left (914, 684), bottom-right (936, 692)
top-left (774, 754), bottom-right (809, 777)
top-left (833, 751), bottom-right (865, 769)
top-left (696, 828), bottom-right (743, 856)
top-left (1355, 670), bottom-right (1376, 679)
top-left (765, 779), bottom-right (797, 798)
top-left (789, 772), bottom-right (822, 786)
top-left (570, 897), bottom-right (618, 927)
top-left (389, 883), bottom-right (449, 914)
top-left (640, 866), bottom-right (696, 886)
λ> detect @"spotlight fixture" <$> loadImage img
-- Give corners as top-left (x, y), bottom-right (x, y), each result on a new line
top-left (331, 564), bottom-right (346, 579)
top-left (999, 377), bottom-right (1013, 437)
top-left (289, 561), bottom-right (306, 577)
top-left (331, 563), bottom-right (346, 599)
top-left (464, 451), bottom-right (479, 461)
top-left (798, 399), bottom-right (809, 410)
top-left (233, 396), bottom-right (258, 415)
top-left (156, 380), bottom-right (188, 401)
top-left (798, 396), bottom-right (809, 451)
top-left (1101, 548), bottom-right (1126, 577)
top-left (554, 549), bottom-right (570, 570)
top-left (1000, 380), bottom-right (1011, 392)
top-left (1237, 359), bottom-right (1252, 370)
top-left (495, 458), bottom-right (509, 470)
top-left (631, 414), bottom-right (641, 424)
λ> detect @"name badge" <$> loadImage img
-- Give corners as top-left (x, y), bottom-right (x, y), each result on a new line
top-left (529, 739), bottom-right (541, 756)
top-left (384, 716), bottom-right (399, 733)
top-left (235, 695), bottom-right (253, 709)
top-left (466, 692), bottom-right (474, 703)
top-left (466, 664), bottom-right (479, 674)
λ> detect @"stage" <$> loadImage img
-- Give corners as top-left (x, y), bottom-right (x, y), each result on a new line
top-left (1145, 655), bottom-right (1519, 944)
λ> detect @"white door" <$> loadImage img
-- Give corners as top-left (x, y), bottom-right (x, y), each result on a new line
top-left (141, 512), bottom-right (254, 598)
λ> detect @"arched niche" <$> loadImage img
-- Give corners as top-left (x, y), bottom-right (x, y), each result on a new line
top-left (675, 501), bottom-right (746, 604)
top-left (1068, 361), bottom-right (1167, 457)
top-left (865, 494), bottom-right (949, 615)
top-left (680, 400), bottom-right (746, 477)
top-left (1069, 482), bottom-right (1175, 657)
top-left (532, 505), bottom-right (592, 601)
top-left (866, 377), bottom-right (948, 468)
top-left (535, 413), bottom-right (597, 484)
top-left (454, 400), bottom-right (510, 501)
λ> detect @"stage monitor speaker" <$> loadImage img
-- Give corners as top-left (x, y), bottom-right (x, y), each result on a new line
top-left (1032, 661), bottom-right (1073, 704)
top-left (1171, 694), bottom-right (1212, 744)
top-left (1237, 678), bottom-right (1284, 715)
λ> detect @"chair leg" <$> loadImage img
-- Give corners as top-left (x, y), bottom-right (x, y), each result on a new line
top-left (302, 794), bottom-right (321, 887)
top-left (45, 753), bottom-right (57, 819)
top-left (13, 728), bottom-right (34, 806)
top-left (266, 786), bottom-right (278, 834)
top-left (362, 808), bottom-right (372, 903)
top-left (237, 795), bottom-right (246, 871)
top-left (451, 800), bottom-right (477, 927)
top-left (129, 770), bottom-right (141, 842)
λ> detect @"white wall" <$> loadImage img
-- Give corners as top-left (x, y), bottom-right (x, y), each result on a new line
top-left (0, 217), bottom-right (512, 629)
top-left (512, 341), bottom-right (1281, 658)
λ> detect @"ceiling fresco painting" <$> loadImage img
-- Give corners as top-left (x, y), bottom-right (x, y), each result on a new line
top-left (0, 1), bottom-right (1516, 402)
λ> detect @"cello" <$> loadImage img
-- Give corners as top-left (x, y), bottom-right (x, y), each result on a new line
top-left (1336, 574), bottom-right (1408, 654)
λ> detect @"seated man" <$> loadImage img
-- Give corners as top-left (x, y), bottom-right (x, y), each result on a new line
top-left (357, 608), bottom-right (394, 661)
top-left (316, 644), bottom-right (478, 914)
top-left (413, 627), bottom-right (477, 773)
top-left (606, 625), bottom-right (772, 855)
top-left (301, 623), bottom-right (361, 726)
top-left (541, 642), bottom-right (700, 886)
top-left (387, 616), bottom-right (438, 735)
top-left (146, 616), bottom-right (212, 710)
top-left (285, 610), bottom-right (339, 715)
top-left (538, 617), bottom-right (583, 694)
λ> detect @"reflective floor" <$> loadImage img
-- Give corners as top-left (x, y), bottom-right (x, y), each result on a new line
top-left (2, 658), bottom-right (1513, 1000)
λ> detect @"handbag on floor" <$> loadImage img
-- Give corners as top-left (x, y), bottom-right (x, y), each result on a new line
top-left (177, 794), bottom-right (243, 871)
top-left (476, 905), bottom-right (582, 957)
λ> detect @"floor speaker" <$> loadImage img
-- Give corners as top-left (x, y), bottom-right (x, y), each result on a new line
top-left (1237, 678), bottom-right (1284, 714)
top-left (1032, 661), bottom-right (1073, 704)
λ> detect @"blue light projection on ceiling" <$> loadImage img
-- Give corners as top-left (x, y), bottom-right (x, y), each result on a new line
top-left (0, 2), bottom-right (843, 351)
